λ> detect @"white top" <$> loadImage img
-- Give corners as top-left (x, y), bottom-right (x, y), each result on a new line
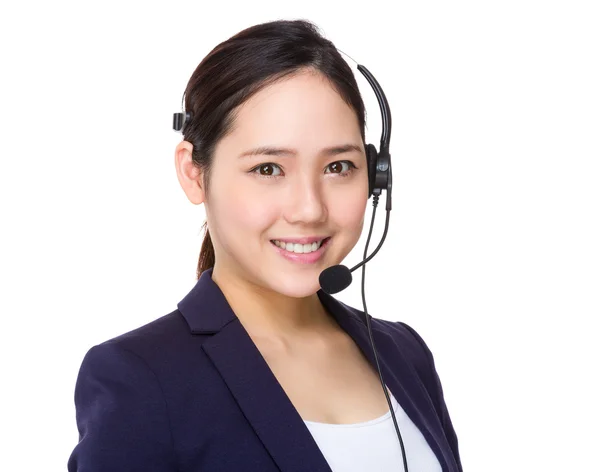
top-left (303, 390), bottom-right (442, 472)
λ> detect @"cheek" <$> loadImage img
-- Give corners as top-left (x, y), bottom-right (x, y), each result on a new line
top-left (215, 178), bottom-right (280, 234)
top-left (329, 187), bottom-right (368, 231)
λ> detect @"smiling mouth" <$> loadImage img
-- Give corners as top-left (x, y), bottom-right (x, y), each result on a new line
top-left (270, 237), bottom-right (331, 254)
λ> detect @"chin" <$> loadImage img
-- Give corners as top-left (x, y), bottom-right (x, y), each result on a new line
top-left (263, 271), bottom-right (323, 299)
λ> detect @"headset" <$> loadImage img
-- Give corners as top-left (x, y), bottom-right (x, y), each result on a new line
top-left (173, 62), bottom-right (407, 471)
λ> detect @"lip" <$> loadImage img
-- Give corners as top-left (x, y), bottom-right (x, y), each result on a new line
top-left (270, 237), bottom-right (331, 264)
top-left (271, 236), bottom-right (330, 244)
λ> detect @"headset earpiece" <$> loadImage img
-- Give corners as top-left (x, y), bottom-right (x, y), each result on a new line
top-left (374, 148), bottom-right (391, 196)
top-left (173, 112), bottom-right (192, 132)
top-left (367, 143), bottom-right (391, 199)
top-left (366, 143), bottom-right (379, 198)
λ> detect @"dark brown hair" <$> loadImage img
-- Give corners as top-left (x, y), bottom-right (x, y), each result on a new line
top-left (179, 19), bottom-right (366, 280)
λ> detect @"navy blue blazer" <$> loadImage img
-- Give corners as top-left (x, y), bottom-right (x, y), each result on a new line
top-left (68, 268), bottom-right (462, 471)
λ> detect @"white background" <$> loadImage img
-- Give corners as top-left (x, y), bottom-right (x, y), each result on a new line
top-left (1, 1), bottom-right (599, 470)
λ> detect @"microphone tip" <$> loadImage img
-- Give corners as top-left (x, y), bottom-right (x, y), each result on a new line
top-left (319, 265), bottom-right (352, 295)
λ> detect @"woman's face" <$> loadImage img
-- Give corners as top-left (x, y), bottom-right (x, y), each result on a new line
top-left (205, 70), bottom-right (369, 298)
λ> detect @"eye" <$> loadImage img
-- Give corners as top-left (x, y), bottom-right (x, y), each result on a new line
top-left (251, 163), bottom-right (283, 178)
top-left (325, 160), bottom-right (357, 177)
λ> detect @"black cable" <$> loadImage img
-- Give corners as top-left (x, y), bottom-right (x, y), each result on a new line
top-left (360, 194), bottom-right (408, 472)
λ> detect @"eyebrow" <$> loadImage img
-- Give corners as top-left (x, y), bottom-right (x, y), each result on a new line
top-left (238, 144), bottom-right (363, 159)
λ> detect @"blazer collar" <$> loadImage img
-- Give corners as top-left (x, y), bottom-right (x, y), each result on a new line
top-left (176, 268), bottom-right (457, 472)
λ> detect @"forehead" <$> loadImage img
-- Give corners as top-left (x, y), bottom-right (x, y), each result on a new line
top-left (223, 71), bottom-right (362, 148)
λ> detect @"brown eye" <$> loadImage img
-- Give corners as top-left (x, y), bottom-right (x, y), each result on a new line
top-left (326, 161), bottom-right (355, 175)
top-left (252, 163), bottom-right (282, 177)
top-left (260, 164), bottom-right (274, 175)
top-left (329, 162), bottom-right (343, 173)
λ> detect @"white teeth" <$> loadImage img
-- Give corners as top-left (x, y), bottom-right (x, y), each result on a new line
top-left (272, 239), bottom-right (326, 254)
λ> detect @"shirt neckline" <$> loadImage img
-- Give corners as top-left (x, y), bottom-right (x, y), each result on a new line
top-left (303, 390), bottom-right (399, 429)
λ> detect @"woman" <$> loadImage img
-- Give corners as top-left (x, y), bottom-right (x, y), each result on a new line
top-left (68, 19), bottom-right (462, 472)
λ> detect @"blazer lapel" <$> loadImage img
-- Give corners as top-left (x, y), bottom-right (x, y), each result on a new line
top-left (202, 322), bottom-right (333, 472)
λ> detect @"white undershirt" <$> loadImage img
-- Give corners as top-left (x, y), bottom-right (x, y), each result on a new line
top-left (303, 389), bottom-right (442, 472)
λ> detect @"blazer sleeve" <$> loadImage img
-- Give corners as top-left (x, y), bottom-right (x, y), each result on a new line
top-left (399, 322), bottom-right (463, 471)
top-left (67, 342), bottom-right (176, 472)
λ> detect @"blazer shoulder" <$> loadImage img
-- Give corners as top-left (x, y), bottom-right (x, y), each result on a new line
top-left (95, 309), bottom-right (190, 360)
top-left (373, 318), bottom-right (435, 372)
top-left (68, 309), bottom-right (203, 391)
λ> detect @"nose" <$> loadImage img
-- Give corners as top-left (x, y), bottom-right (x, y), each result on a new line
top-left (283, 173), bottom-right (328, 225)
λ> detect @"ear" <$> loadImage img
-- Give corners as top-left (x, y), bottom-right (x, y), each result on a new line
top-left (174, 140), bottom-right (205, 205)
